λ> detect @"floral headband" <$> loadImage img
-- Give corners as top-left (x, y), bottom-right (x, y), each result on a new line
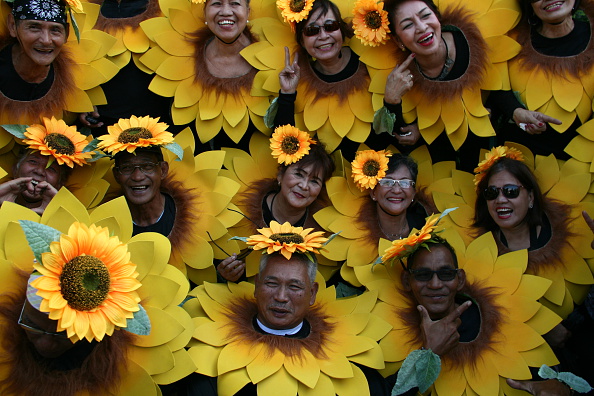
top-left (20, 220), bottom-right (150, 342)
top-left (352, 0), bottom-right (390, 47)
top-left (8, 0), bottom-right (84, 41)
top-left (270, 124), bottom-right (316, 166)
top-left (376, 208), bottom-right (456, 268)
top-left (351, 149), bottom-right (391, 191)
top-left (3, 117), bottom-right (94, 168)
top-left (473, 146), bottom-right (524, 188)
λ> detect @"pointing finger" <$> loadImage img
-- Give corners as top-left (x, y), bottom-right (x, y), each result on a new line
top-left (447, 300), bottom-right (472, 321)
top-left (285, 46), bottom-right (291, 67)
top-left (397, 53), bottom-right (416, 71)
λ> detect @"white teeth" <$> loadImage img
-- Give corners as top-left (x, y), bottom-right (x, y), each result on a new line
top-left (131, 186), bottom-right (148, 191)
top-left (497, 208), bottom-right (512, 214)
top-left (219, 20), bottom-right (234, 25)
top-left (418, 33), bottom-right (433, 43)
top-left (318, 43), bottom-right (332, 49)
top-left (545, 1), bottom-right (563, 9)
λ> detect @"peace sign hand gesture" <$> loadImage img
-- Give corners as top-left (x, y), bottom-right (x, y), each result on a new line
top-left (419, 300), bottom-right (471, 356)
top-left (279, 46), bottom-right (300, 94)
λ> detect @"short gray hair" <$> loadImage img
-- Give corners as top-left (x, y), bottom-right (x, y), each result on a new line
top-left (259, 252), bottom-right (317, 283)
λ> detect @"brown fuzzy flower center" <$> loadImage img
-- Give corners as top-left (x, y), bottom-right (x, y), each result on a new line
top-left (289, 0), bottom-right (306, 12)
top-left (363, 160), bottom-right (380, 176)
top-left (365, 11), bottom-right (382, 29)
top-left (44, 133), bottom-right (75, 155)
top-left (270, 232), bottom-right (305, 244)
top-left (60, 255), bottom-right (111, 311)
top-left (281, 136), bottom-right (300, 155)
top-left (118, 127), bottom-right (153, 144)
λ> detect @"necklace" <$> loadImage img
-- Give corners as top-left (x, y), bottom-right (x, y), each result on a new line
top-left (415, 35), bottom-right (454, 81)
top-left (270, 193), bottom-right (308, 226)
top-left (378, 218), bottom-right (408, 241)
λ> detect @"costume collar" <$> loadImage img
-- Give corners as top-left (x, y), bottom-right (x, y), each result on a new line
top-left (256, 318), bottom-right (303, 336)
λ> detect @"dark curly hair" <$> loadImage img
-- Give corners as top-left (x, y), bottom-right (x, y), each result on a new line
top-left (294, 0), bottom-right (353, 48)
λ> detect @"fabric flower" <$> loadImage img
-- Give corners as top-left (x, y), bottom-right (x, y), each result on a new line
top-left (351, 149), bottom-right (391, 190)
top-left (473, 146), bottom-right (524, 187)
top-left (97, 115), bottom-right (173, 155)
top-left (380, 212), bottom-right (441, 265)
top-left (276, 0), bottom-right (314, 23)
top-left (269, 124), bottom-right (316, 165)
top-left (352, 0), bottom-right (390, 47)
top-left (246, 220), bottom-right (327, 260)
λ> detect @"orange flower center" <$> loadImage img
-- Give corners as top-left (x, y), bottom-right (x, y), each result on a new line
top-left (270, 233), bottom-right (304, 244)
top-left (289, 0), bottom-right (306, 13)
top-left (44, 133), bottom-right (75, 155)
top-left (281, 136), bottom-right (301, 155)
top-left (365, 11), bottom-right (382, 29)
top-left (118, 127), bottom-right (153, 144)
top-left (362, 160), bottom-right (380, 176)
top-left (60, 255), bottom-right (111, 311)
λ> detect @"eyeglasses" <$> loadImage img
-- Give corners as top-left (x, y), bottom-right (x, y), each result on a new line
top-left (377, 178), bottom-right (415, 189)
top-left (483, 184), bottom-right (524, 200)
top-left (409, 268), bottom-right (459, 282)
top-left (303, 20), bottom-right (340, 37)
top-left (18, 303), bottom-right (69, 338)
top-left (115, 162), bottom-right (161, 176)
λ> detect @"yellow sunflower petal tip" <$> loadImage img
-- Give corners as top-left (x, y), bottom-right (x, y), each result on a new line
top-left (97, 115), bottom-right (173, 155)
top-left (23, 116), bottom-right (93, 168)
top-left (246, 220), bottom-right (328, 259)
top-left (473, 146), bottom-right (524, 187)
top-left (352, 0), bottom-right (391, 47)
top-left (351, 149), bottom-right (391, 191)
top-left (65, 0), bottom-right (83, 13)
top-left (270, 125), bottom-right (316, 165)
top-left (276, 0), bottom-right (314, 23)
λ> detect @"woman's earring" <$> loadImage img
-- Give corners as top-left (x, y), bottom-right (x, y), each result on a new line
top-left (205, 21), bottom-right (208, 25)
top-left (278, 181), bottom-right (281, 186)
top-left (247, 19), bottom-right (250, 23)
top-left (529, 203), bottom-right (533, 209)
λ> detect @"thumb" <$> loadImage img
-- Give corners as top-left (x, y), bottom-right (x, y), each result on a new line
top-left (506, 379), bottom-right (531, 393)
top-left (418, 305), bottom-right (432, 323)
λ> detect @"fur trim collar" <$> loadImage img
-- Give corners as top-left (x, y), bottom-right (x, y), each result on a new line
top-left (92, 0), bottom-right (161, 34)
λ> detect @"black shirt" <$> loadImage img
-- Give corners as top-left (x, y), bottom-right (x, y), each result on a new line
top-left (132, 193), bottom-right (176, 236)
top-left (0, 45), bottom-right (54, 101)
top-left (531, 19), bottom-right (590, 57)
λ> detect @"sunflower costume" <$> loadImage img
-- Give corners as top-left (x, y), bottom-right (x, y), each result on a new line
top-left (357, 220), bottom-right (561, 395)
top-left (0, 189), bottom-right (196, 395)
top-left (432, 144), bottom-right (594, 319)
top-left (138, 0), bottom-right (271, 144)
top-left (565, 116), bottom-right (594, 194)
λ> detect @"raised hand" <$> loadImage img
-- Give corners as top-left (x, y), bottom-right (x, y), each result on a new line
top-left (29, 180), bottom-right (58, 215)
top-left (217, 254), bottom-right (246, 282)
top-left (419, 300), bottom-right (471, 356)
top-left (384, 53), bottom-right (416, 105)
top-left (279, 47), bottom-right (300, 94)
top-left (0, 177), bottom-right (32, 205)
top-left (394, 123), bottom-right (421, 146)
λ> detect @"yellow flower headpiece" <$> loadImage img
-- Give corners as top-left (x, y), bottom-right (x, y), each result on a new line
top-left (276, 0), bottom-right (314, 26)
top-left (351, 149), bottom-right (391, 190)
top-left (270, 124), bottom-right (316, 165)
top-left (352, 0), bottom-right (391, 47)
top-left (21, 221), bottom-right (148, 342)
top-left (97, 115), bottom-right (175, 156)
top-left (378, 208), bottom-right (456, 267)
top-left (473, 146), bottom-right (524, 188)
top-left (242, 220), bottom-right (328, 260)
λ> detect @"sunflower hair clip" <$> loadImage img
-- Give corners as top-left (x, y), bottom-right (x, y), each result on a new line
top-left (276, 0), bottom-right (314, 28)
top-left (352, 0), bottom-right (391, 47)
top-left (19, 220), bottom-right (151, 343)
top-left (270, 125), bottom-right (316, 166)
top-left (473, 146), bottom-right (524, 189)
top-left (374, 208), bottom-right (457, 269)
top-left (351, 149), bottom-right (391, 191)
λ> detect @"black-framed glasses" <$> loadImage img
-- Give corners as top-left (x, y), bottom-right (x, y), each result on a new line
top-left (409, 268), bottom-right (459, 282)
top-left (303, 20), bottom-right (340, 37)
top-left (115, 162), bottom-right (161, 176)
top-left (483, 184), bottom-right (523, 201)
top-left (378, 178), bottom-right (415, 189)
top-left (18, 303), bottom-right (69, 338)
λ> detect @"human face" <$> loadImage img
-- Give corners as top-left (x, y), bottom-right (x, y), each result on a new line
top-left (277, 163), bottom-right (323, 211)
top-left (204, 0), bottom-right (249, 43)
top-left (404, 245), bottom-right (465, 320)
top-left (301, 9), bottom-right (343, 62)
top-left (20, 301), bottom-right (75, 358)
top-left (531, 0), bottom-right (575, 25)
top-left (15, 152), bottom-right (62, 202)
top-left (370, 165), bottom-right (416, 216)
top-left (392, 1), bottom-right (441, 55)
top-left (8, 17), bottom-right (67, 67)
top-left (486, 170), bottom-right (534, 232)
top-left (255, 256), bottom-right (318, 330)
top-left (113, 152), bottom-right (168, 207)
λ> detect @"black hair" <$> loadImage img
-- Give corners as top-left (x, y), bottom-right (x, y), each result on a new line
top-left (386, 153), bottom-right (418, 182)
top-left (294, 0), bottom-right (353, 48)
top-left (277, 139), bottom-right (335, 182)
top-left (113, 147), bottom-right (164, 167)
top-left (406, 235), bottom-right (458, 270)
top-left (384, 0), bottom-right (441, 36)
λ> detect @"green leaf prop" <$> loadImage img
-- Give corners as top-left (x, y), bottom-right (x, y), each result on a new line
top-left (229, 236), bottom-right (248, 243)
top-left (1, 124), bottom-right (28, 139)
top-left (373, 107), bottom-right (396, 134)
top-left (538, 365), bottom-right (593, 394)
top-left (392, 349), bottom-right (441, 396)
top-left (163, 142), bottom-right (184, 161)
top-left (19, 220), bottom-right (62, 264)
top-left (264, 97), bottom-right (279, 129)
top-left (69, 9), bottom-right (81, 43)
top-left (125, 305), bottom-right (151, 336)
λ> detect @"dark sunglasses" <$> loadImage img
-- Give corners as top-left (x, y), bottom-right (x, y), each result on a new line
top-left (303, 20), bottom-right (340, 37)
top-left (18, 303), bottom-right (69, 338)
top-left (483, 184), bottom-right (524, 201)
top-left (409, 268), bottom-right (459, 282)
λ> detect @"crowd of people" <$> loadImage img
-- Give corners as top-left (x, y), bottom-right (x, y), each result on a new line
top-left (0, 0), bottom-right (593, 394)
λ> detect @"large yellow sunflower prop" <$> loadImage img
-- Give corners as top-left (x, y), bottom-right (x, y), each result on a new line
top-left (270, 124), bottom-right (316, 165)
top-left (314, 145), bottom-right (456, 286)
top-left (351, 149), bottom-right (391, 191)
top-left (138, 0), bottom-right (271, 143)
top-left (184, 281), bottom-right (391, 396)
top-left (566, 118), bottom-right (594, 193)
top-left (358, 230), bottom-right (560, 395)
top-left (245, 220), bottom-right (328, 259)
top-left (473, 145), bottom-right (525, 187)
top-left (23, 117), bottom-right (93, 168)
top-left (352, 0), bottom-right (391, 47)
top-left (0, 189), bottom-right (196, 395)
top-left (432, 143), bottom-right (594, 319)
top-left (221, 133), bottom-right (339, 280)
top-left (97, 115), bottom-right (174, 155)
top-left (277, 0), bottom-right (314, 24)
top-left (360, 0), bottom-right (521, 150)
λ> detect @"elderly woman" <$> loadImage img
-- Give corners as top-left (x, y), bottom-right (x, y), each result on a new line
top-left (379, 0), bottom-right (560, 171)
top-left (500, 0), bottom-right (593, 160)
